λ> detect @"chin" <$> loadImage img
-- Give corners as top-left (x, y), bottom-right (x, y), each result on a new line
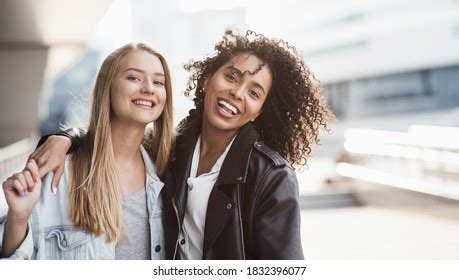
top-left (207, 117), bottom-right (239, 132)
top-left (131, 115), bottom-right (158, 125)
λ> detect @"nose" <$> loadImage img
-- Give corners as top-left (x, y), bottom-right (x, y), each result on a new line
top-left (141, 79), bottom-right (155, 94)
top-left (230, 85), bottom-right (244, 100)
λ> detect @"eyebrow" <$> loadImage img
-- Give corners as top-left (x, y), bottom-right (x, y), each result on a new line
top-left (227, 66), bottom-right (267, 95)
top-left (125, 67), bottom-right (165, 77)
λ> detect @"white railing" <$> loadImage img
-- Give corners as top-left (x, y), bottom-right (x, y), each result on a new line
top-left (336, 125), bottom-right (459, 200)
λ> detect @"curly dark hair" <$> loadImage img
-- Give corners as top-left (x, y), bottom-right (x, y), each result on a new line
top-left (183, 30), bottom-right (333, 167)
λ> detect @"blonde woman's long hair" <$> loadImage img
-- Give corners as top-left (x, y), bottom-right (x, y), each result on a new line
top-left (68, 43), bottom-right (174, 244)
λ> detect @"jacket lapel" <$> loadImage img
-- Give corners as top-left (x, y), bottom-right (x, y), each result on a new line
top-left (202, 186), bottom-right (235, 256)
top-left (171, 129), bottom-right (199, 224)
top-left (202, 123), bottom-right (259, 257)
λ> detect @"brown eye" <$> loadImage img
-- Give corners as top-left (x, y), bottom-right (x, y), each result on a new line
top-left (225, 74), bottom-right (236, 82)
top-left (249, 90), bottom-right (259, 98)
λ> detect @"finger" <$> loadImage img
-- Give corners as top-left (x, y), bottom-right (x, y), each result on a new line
top-left (23, 171), bottom-right (35, 193)
top-left (14, 173), bottom-right (28, 192)
top-left (37, 160), bottom-right (55, 178)
top-left (14, 174), bottom-right (28, 196)
top-left (2, 179), bottom-right (13, 191)
top-left (25, 160), bottom-right (40, 182)
top-left (51, 165), bottom-right (64, 194)
top-left (23, 171), bottom-right (35, 188)
top-left (29, 146), bottom-right (45, 165)
top-left (27, 149), bottom-right (39, 162)
top-left (35, 156), bottom-right (48, 171)
top-left (12, 179), bottom-right (28, 197)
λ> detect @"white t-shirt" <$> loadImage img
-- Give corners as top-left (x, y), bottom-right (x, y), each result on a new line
top-left (178, 135), bottom-right (236, 260)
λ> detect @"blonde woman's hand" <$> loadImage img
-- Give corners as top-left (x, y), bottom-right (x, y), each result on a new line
top-left (28, 135), bottom-right (70, 194)
top-left (2, 160), bottom-right (42, 221)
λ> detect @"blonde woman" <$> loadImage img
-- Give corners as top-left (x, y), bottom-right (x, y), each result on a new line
top-left (0, 43), bottom-right (174, 259)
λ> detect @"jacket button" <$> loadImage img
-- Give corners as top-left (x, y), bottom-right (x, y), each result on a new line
top-left (226, 203), bottom-right (232, 210)
top-left (180, 239), bottom-right (185, 245)
top-left (236, 176), bottom-right (243, 182)
top-left (61, 239), bottom-right (68, 247)
top-left (155, 245), bottom-right (161, 252)
top-left (254, 142), bottom-right (261, 148)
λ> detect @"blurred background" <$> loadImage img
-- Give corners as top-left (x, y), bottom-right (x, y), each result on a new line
top-left (1, 0), bottom-right (459, 259)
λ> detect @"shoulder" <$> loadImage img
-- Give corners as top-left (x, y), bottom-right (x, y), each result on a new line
top-left (251, 141), bottom-right (290, 169)
top-left (38, 158), bottom-right (71, 203)
top-left (32, 158), bottom-right (72, 227)
top-left (249, 141), bottom-right (297, 193)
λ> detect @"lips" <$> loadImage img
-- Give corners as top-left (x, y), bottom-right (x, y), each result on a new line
top-left (217, 98), bottom-right (240, 115)
top-left (132, 99), bottom-right (155, 109)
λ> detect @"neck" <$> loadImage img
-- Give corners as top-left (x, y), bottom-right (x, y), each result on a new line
top-left (110, 119), bottom-right (145, 162)
top-left (200, 120), bottom-right (237, 158)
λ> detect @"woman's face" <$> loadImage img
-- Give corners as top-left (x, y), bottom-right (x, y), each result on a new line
top-left (110, 49), bottom-right (167, 126)
top-left (202, 53), bottom-right (272, 134)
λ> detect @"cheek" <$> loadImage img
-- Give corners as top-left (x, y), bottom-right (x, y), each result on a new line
top-left (110, 85), bottom-right (131, 113)
top-left (109, 94), bottom-right (125, 116)
top-left (158, 89), bottom-right (167, 106)
top-left (246, 100), bottom-right (264, 118)
top-left (203, 92), bottom-right (217, 117)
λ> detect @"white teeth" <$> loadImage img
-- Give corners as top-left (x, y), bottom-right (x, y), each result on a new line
top-left (133, 100), bottom-right (153, 107)
top-left (218, 99), bottom-right (238, 115)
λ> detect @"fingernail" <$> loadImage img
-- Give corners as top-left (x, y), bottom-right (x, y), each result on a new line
top-left (27, 187), bottom-right (34, 193)
top-left (21, 191), bottom-right (28, 197)
top-left (52, 186), bottom-right (57, 195)
top-left (33, 175), bottom-right (40, 182)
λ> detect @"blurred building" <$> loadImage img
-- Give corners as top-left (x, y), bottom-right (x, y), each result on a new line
top-left (288, 0), bottom-right (459, 129)
top-left (0, 0), bottom-right (112, 214)
top-left (0, 0), bottom-right (113, 147)
top-left (40, 49), bottom-right (101, 134)
top-left (269, 0), bottom-right (459, 201)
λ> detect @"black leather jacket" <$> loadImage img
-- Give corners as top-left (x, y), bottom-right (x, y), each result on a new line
top-left (164, 122), bottom-right (304, 259)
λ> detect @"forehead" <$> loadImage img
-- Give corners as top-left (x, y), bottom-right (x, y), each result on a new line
top-left (118, 49), bottom-right (164, 74)
top-left (224, 53), bottom-right (270, 74)
top-left (223, 53), bottom-right (271, 78)
top-left (220, 53), bottom-right (272, 90)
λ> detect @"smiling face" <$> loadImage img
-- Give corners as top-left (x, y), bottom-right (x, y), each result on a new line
top-left (201, 53), bottom-right (272, 134)
top-left (110, 49), bottom-right (167, 126)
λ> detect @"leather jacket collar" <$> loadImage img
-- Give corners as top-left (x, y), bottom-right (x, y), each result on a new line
top-left (168, 122), bottom-right (259, 258)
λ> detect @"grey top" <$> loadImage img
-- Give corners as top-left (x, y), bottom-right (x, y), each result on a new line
top-left (115, 187), bottom-right (151, 260)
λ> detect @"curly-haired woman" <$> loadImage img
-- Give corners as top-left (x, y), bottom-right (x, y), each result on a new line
top-left (21, 30), bottom-right (332, 259)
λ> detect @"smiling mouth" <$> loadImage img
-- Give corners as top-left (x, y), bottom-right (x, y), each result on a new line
top-left (132, 99), bottom-right (155, 108)
top-left (217, 98), bottom-right (240, 115)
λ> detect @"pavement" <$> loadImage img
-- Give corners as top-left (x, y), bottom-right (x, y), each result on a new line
top-left (300, 205), bottom-right (459, 259)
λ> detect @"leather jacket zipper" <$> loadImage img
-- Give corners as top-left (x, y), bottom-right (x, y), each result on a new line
top-left (171, 198), bottom-right (182, 260)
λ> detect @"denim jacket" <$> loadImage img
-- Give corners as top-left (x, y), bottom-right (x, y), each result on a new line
top-left (0, 145), bottom-right (165, 260)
